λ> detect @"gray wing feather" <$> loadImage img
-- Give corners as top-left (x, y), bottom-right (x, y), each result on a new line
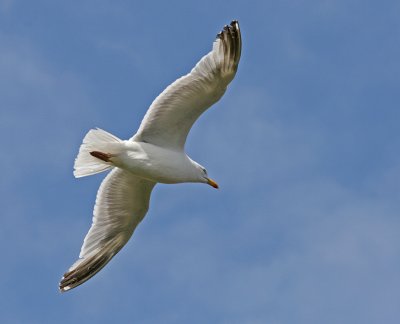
top-left (132, 20), bottom-right (242, 150)
top-left (59, 168), bottom-right (156, 292)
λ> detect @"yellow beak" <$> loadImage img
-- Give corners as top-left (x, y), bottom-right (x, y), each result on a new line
top-left (206, 177), bottom-right (219, 189)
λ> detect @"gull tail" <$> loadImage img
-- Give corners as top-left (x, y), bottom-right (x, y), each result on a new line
top-left (74, 128), bottom-right (124, 178)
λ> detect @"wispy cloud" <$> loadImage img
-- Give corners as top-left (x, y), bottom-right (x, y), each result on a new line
top-left (0, 32), bottom-right (96, 180)
top-left (1, 1), bottom-right (400, 323)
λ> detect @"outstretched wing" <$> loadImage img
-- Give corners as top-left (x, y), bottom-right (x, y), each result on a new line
top-left (132, 20), bottom-right (242, 150)
top-left (60, 168), bottom-right (156, 292)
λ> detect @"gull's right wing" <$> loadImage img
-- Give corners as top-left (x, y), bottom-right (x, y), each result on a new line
top-left (132, 20), bottom-right (242, 150)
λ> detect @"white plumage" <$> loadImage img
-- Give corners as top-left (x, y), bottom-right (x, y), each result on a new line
top-left (60, 20), bottom-right (241, 292)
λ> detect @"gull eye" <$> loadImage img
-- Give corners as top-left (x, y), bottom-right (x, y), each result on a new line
top-left (202, 168), bottom-right (207, 175)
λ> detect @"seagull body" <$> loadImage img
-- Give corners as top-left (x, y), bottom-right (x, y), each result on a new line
top-left (94, 140), bottom-right (205, 184)
top-left (60, 20), bottom-right (241, 292)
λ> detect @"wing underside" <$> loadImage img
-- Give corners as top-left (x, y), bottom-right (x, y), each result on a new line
top-left (59, 169), bottom-right (155, 292)
top-left (60, 20), bottom-right (242, 292)
top-left (132, 20), bottom-right (242, 150)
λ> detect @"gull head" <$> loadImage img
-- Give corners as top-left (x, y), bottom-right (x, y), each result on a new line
top-left (194, 163), bottom-right (219, 189)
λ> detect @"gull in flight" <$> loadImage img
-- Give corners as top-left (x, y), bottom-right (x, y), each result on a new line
top-left (60, 20), bottom-right (241, 292)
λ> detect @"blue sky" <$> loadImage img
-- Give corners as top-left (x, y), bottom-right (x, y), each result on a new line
top-left (1, 0), bottom-right (400, 323)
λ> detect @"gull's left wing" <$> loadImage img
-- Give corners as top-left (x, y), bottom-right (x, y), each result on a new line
top-left (59, 168), bottom-right (156, 292)
top-left (132, 20), bottom-right (241, 150)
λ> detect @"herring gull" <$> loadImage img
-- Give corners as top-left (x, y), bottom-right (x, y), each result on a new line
top-left (59, 20), bottom-right (241, 292)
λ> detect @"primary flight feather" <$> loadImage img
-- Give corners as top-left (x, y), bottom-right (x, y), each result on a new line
top-left (60, 20), bottom-right (241, 292)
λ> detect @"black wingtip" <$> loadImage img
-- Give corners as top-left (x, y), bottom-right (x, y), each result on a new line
top-left (216, 20), bottom-right (240, 40)
top-left (59, 253), bottom-right (110, 292)
top-left (215, 20), bottom-right (242, 69)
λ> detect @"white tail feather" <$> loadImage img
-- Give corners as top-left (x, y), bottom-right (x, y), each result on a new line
top-left (74, 128), bottom-right (124, 178)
